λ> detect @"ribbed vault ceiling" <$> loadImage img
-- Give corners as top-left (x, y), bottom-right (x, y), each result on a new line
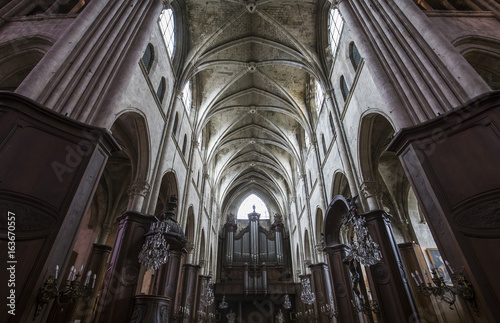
top-left (182, 0), bottom-right (324, 217)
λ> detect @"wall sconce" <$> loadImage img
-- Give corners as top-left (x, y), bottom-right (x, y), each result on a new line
top-left (35, 265), bottom-right (95, 319)
top-left (351, 298), bottom-right (379, 316)
top-left (173, 305), bottom-right (190, 319)
top-left (296, 308), bottom-right (317, 321)
top-left (320, 302), bottom-right (338, 318)
top-left (411, 261), bottom-right (478, 316)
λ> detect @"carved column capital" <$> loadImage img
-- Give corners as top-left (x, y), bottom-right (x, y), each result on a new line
top-left (360, 181), bottom-right (382, 199)
top-left (127, 180), bottom-right (151, 198)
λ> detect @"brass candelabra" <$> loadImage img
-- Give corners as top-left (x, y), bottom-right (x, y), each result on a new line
top-left (351, 297), bottom-right (379, 316)
top-left (411, 263), bottom-right (478, 316)
top-left (320, 302), bottom-right (338, 318)
top-left (35, 265), bottom-right (95, 319)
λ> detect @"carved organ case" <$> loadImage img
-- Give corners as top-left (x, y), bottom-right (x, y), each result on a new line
top-left (220, 208), bottom-right (290, 293)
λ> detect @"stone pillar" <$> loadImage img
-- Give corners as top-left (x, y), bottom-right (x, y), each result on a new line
top-left (127, 180), bottom-right (151, 213)
top-left (309, 263), bottom-right (335, 323)
top-left (0, 92), bottom-right (119, 323)
top-left (156, 249), bottom-right (186, 321)
top-left (362, 210), bottom-right (419, 323)
top-left (360, 181), bottom-right (381, 211)
top-left (324, 245), bottom-right (358, 323)
top-left (388, 92), bottom-right (500, 322)
top-left (177, 264), bottom-right (200, 323)
top-left (194, 275), bottom-right (210, 322)
top-left (336, 0), bottom-right (490, 127)
top-left (95, 211), bottom-right (153, 323)
top-left (15, 0), bottom-right (164, 125)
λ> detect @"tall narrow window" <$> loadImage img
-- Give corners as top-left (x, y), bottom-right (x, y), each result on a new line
top-left (315, 80), bottom-right (324, 110)
top-left (157, 77), bottom-right (166, 103)
top-left (329, 113), bottom-right (335, 135)
top-left (182, 134), bottom-right (187, 155)
top-left (329, 8), bottom-right (344, 58)
top-left (321, 134), bottom-right (327, 155)
top-left (340, 75), bottom-right (349, 101)
top-left (182, 81), bottom-right (192, 114)
top-left (237, 194), bottom-right (269, 220)
top-left (350, 42), bottom-right (361, 70)
top-left (172, 112), bottom-right (179, 135)
top-left (159, 8), bottom-right (175, 58)
top-left (142, 43), bottom-right (154, 73)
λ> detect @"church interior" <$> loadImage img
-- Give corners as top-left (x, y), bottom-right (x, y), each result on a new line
top-left (0, 0), bottom-right (500, 322)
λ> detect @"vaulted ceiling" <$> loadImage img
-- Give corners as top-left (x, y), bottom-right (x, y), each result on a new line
top-left (181, 0), bottom-right (328, 216)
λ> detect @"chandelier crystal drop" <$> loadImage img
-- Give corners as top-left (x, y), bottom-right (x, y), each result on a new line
top-left (300, 277), bottom-right (315, 305)
top-left (138, 221), bottom-right (171, 270)
top-left (347, 216), bottom-right (382, 266)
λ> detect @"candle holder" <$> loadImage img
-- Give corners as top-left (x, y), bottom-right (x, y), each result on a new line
top-left (173, 305), bottom-right (190, 319)
top-left (35, 265), bottom-right (95, 319)
top-left (320, 302), bottom-right (338, 318)
top-left (411, 263), bottom-right (478, 316)
top-left (351, 297), bottom-right (379, 316)
top-left (295, 308), bottom-right (317, 321)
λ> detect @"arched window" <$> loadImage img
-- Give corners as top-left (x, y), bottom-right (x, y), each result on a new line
top-left (329, 8), bottom-right (344, 58)
top-left (182, 81), bottom-right (192, 114)
top-left (172, 112), bottom-right (179, 135)
top-left (157, 77), bottom-right (166, 103)
top-left (159, 8), bottom-right (175, 58)
top-left (350, 42), bottom-right (361, 70)
top-left (237, 194), bottom-right (269, 220)
top-left (315, 79), bottom-right (324, 110)
top-left (142, 43), bottom-right (154, 73)
top-left (340, 75), bottom-right (349, 101)
top-left (182, 134), bottom-right (187, 155)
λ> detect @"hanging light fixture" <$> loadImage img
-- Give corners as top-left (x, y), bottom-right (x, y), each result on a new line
top-left (300, 277), bottom-right (315, 305)
top-left (219, 295), bottom-right (228, 309)
top-left (203, 279), bottom-right (215, 306)
top-left (344, 196), bottom-right (382, 266)
top-left (283, 294), bottom-right (292, 309)
top-left (138, 218), bottom-right (171, 270)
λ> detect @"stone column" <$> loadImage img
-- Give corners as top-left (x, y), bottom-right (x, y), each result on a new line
top-left (324, 245), bottom-right (358, 323)
top-left (336, 0), bottom-right (490, 127)
top-left (178, 264), bottom-right (201, 323)
top-left (15, 0), bottom-right (164, 125)
top-left (94, 211), bottom-right (153, 323)
top-left (156, 249), bottom-right (186, 321)
top-left (360, 181), bottom-right (381, 211)
top-left (362, 210), bottom-right (419, 323)
top-left (127, 180), bottom-right (151, 214)
top-left (309, 263), bottom-right (335, 323)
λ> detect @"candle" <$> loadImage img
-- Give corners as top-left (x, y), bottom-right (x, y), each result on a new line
top-left (92, 274), bottom-right (96, 288)
top-left (55, 265), bottom-right (59, 279)
top-left (85, 270), bottom-right (91, 285)
top-left (68, 266), bottom-right (75, 280)
top-left (72, 267), bottom-right (77, 281)
top-left (79, 265), bottom-right (84, 274)
top-left (445, 260), bottom-right (454, 274)
top-left (411, 272), bottom-right (419, 286)
top-left (416, 271), bottom-right (423, 284)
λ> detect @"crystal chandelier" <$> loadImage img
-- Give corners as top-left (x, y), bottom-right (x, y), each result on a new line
top-left (283, 294), bottom-right (292, 309)
top-left (347, 216), bottom-right (382, 266)
top-left (343, 196), bottom-right (382, 267)
top-left (203, 280), bottom-right (215, 306)
top-left (138, 219), bottom-right (171, 270)
top-left (300, 277), bottom-right (315, 305)
top-left (219, 295), bottom-right (228, 309)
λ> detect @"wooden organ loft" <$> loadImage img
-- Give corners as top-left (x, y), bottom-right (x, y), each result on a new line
top-left (215, 207), bottom-right (296, 320)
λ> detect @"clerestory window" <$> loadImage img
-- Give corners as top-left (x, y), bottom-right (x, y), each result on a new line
top-left (329, 8), bottom-right (344, 58)
top-left (237, 194), bottom-right (270, 220)
top-left (159, 8), bottom-right (175, 58)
